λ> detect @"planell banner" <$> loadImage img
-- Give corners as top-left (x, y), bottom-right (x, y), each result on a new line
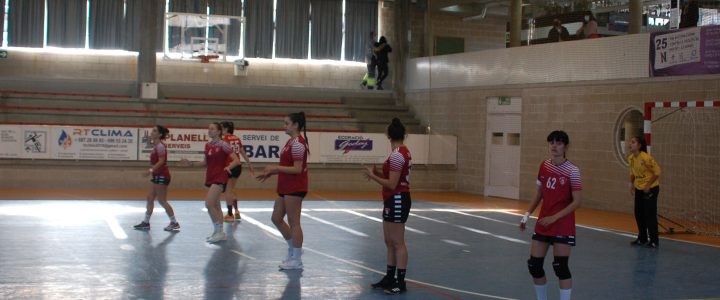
top-left (650, 25), bottom-right (720, 76)
top-left (137, 128), bottom-right (291, 163)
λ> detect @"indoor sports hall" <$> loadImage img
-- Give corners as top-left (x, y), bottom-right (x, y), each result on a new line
top-left (1, 1), bottom-right (719, 299)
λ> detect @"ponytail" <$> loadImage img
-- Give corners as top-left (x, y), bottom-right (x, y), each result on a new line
top-left (156, 125), bottom-right (169, 140)
top-left (288, 111), bottom-right (310, 154)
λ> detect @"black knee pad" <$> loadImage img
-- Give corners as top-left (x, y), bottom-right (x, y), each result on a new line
top-left (552, 256), bottom-right (572, 280)
top-left (527, 256), bottom-right (545, 278)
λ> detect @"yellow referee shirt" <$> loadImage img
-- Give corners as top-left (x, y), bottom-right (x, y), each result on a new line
top-left (628, 151), bottom-right (661, 190)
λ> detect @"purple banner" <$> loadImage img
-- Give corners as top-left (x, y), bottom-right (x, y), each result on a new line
top-left (334, 139), bottom-right (373, 153)
top-left (650, 25), bottom-right (720, 77)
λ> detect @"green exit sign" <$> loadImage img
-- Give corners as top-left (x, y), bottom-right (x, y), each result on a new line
top-left (0, 50), bottom-right (7, 59)
top-left (498, 97), bottom-right (512, 105)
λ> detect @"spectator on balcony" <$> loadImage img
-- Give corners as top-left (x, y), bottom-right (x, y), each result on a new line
top-left (548, 19), bottom-right (570, 42)
top-left (680, 0), bottom-right (699, 28)
top-left (576, 13), bottom-right (598, 39)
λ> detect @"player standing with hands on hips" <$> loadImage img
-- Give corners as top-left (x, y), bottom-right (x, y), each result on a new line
top-left (520, 130), bottom-right (582, 300)
top-left (134, 125), bottom-right (179, 231)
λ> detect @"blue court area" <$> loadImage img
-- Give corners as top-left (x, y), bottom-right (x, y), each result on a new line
top-left (0, 200), bottom-right (719, 299)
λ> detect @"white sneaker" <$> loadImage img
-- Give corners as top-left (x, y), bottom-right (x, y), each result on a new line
top-left (207, 231), bottom-right (227, 243)
top-left (279, 258), bottom-right (303, 270)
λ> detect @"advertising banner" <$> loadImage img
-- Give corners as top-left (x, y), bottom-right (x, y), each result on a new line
top-left (318, 133), bottom-right (390, 164)
top-left (651, 25), bottom-right (720, 76)
top-left (138, 129), bottom-right (291, 163)
top-left (0, 125), bottom-right (54, 159)
top-left (51, 126), bottom-right (138, 160)
top-left (138, 128), bottom-right (208, 161)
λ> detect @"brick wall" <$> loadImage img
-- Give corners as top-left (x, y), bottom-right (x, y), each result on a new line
top-left (406, 76), bottom-right (720, 215)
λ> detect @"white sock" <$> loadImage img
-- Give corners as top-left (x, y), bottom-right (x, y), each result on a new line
top-left (292, 247), bottom-right (303, 259)
top-left (169, 215), bottom-right (177, 223)
top-left (559, 288), bottom-right (572, 300)
top-left (533, 284), bottom-right (547, 300)
top-left (213, 222), bottom-right (222, 233)
top-left (143, 214), bottom-right (151, 223)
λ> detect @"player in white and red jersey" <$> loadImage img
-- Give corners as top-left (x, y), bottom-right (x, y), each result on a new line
top-left (363, 118), bottom-right (412, 295)
top-left (134, 125), bottom-right (179, 232)
top-left (257, 112), bottom-right (309, 270)
top-left (220, 121), bottom-right (255, 223)
top-left (181, 122), bottom-right (240, 243)
top-left (520, 130), bottom-right (582, 300)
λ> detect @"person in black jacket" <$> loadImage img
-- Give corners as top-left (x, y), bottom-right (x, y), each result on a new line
top-left (680, 0), bottom-right (699, 28)
top-left (374, 36), bottom-right (392, 90)
top-left (548, 19), bottom-right (570, 42)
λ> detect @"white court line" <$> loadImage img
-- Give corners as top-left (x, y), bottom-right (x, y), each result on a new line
top-left (456, 225), bottom-right (528, 244)
top-left (412, 212), bottom-right (527, 244)
top-left (409, 212), bottom-right (449, 224)
top-left (244, 215), bottom-right (517, 300)
top-left (436, 209), bottom-right (517, 226)
top-left (443, 239), bottom-right (469, 247)
top-left (301, 212), bottom-right (369, 237)
top-left (341, 210), bottom-right (428, 235)
top-left (231, 250), bottom-right (257, 260)
top-left (104, 215), bottom-right (128, 240)
top-left (240, 213), bottom-right (282, 237)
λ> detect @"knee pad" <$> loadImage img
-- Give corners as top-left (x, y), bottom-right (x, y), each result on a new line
top-left (527, 256), bottom-right (545, 278)
top-left (552, 256), bottom-right (572, 280)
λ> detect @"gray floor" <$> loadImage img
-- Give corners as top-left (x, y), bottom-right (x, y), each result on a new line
top-left (0, 200), bottom-right (718, 299)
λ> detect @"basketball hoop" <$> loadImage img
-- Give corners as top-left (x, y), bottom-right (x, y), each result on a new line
top-left (196, 54), bottom-right (219, 63)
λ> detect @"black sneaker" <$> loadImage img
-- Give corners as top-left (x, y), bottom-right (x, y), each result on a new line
top-left (644, 242), bottom-right (659, 249)
top-left (383, 280), bottom-right (407, 295)
top-left (630, 239), bottom-right (647, 246)
top-left (370, 276), bottom-right (393, 289)
top-left (133, 221), bottom-right (150, 230)
top-left (377, 85), bottom-right (384, 90)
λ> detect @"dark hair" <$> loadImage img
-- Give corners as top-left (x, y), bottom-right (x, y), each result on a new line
top-left (156, 125), bottom-right (169, 140)
top-left (547, 130), bottom-right (569, 145)
top-left (387, 118), bottom-right (406, 141)
top-left (288, 112), bottom-right (310, 154)
top-left (221, 121), bottom-right (235, 134)
top-left (210, 122), bottom-right (222, 131)
top-left (632, 136), bottom-right (648, 153)
top-left (379, 36), bottom-right (387, 44)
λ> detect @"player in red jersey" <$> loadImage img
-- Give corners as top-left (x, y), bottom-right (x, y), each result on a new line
top-left (257, 112), bottom-right (309, 270)
top-left (181, 122), bottom-right (240, 243)
top-left (220, 121), bottom-right (255, 223)
top-left (520, 130), bottom-right (582, 300)
top-left (363, 118), bottom-right (412, 295)
top-left (134, 125), bottom-right (179, 231)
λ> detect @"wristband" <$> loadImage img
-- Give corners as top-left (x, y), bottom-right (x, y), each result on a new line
top-left (521, 212), bottom-right (530, 224)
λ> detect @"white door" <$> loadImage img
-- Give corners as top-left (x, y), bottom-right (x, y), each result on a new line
top-left (485, 97), bottom-right (521, 199)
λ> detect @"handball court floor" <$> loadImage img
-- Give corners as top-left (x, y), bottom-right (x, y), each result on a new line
top-left (1, 189), bottom-right (719, 299)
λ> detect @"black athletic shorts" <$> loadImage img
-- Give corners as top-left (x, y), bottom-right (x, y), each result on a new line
top-left (150, 175), bottom-right (171, 185)
top-left (206, 182), bottom-right (227, 193)
top-left (532, 233), bottom-right (576, 246)
top-left (278, 192), bottom-right (307, 199)
top-left (383, 192), bottom-right (411, 223)
top-left (228, 166), bottom-right (242, 178)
